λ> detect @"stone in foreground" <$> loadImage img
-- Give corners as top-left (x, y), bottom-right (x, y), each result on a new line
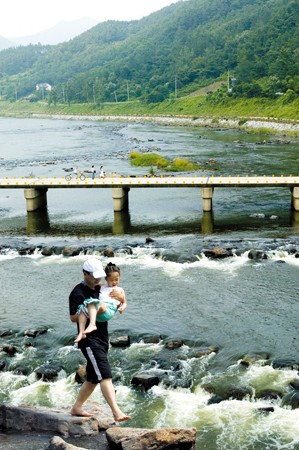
top-left (0, 400), bottom-right (117, 437)
top-left (45, 436), bottom-right (87, 450)
top-left (106, 427), bottom-right (197, 450)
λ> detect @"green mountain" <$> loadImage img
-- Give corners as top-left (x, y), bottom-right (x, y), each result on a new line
top-left (0, 0), bottom-right (298, 104)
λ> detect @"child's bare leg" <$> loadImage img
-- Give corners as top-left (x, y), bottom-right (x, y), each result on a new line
top-left (74, 311), bottom-right (88, 343)
top-left (84, 303), bottom-right (98, 334)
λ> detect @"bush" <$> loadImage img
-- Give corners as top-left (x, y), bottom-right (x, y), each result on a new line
top-left (130, 152), bottom-right (169, 167)
top-left (129, 151), bottom-right (141, 160)
top-left (238, 119), bottom-right (248, 126)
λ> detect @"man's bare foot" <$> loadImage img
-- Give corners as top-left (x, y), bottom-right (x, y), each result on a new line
top-left (116, 414), bottom-right (131, 422)
top-left (70, 406), bottom-right (94, 417)
top-left (113, 408), bottom-right (131, 422)
top-left (84, 324), bottom-right (97, 335)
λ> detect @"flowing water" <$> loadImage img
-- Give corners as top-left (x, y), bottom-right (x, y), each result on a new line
top-left (1, 117), bottom-right (299, 449)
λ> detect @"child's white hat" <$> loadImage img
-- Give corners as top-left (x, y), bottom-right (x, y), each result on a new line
top-left (83, 258), bottom-right (106, 278)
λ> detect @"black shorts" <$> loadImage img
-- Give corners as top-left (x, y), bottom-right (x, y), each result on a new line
top-left (81, 345), bottom-right (112, 384)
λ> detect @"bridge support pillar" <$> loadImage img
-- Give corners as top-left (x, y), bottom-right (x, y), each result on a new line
top-left (291, 187), bottom-right (299, 211)
top-left (111, 187), bottom-right (130, 211)
top-left (24, 188), bottom-right (48, 212)
top-left (201, 187), bottom-right (214, 211)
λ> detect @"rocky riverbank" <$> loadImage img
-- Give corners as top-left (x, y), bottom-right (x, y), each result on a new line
top-left (0, 403), bottom-right (197, 450)
top-left (1, 108), bottom-right (299, 135)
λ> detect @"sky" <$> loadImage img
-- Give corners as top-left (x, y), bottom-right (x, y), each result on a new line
top-left (1, 0), bottom-right (181, 38)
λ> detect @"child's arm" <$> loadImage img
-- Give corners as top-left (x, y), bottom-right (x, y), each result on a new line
top-left (116, 288), bottom-right (127, 313)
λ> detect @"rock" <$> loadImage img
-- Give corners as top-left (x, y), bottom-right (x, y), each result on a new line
top-left (257, 407), bottom-right (275, 414)
top-left (62, 246), bottom-right (80, 257)
top-left (164, 340), bottom-right (184, 350)
top-left (46, 161), bottom-right (55, 165)
top-left (45, 436), bottom-right (87, 450)
top-left (204, 247), bottom-right (233, 259)
top-left (207, 395), bottom-right (223, 405)
top-left (138, 335), bottom-right (161, 344)
top-left (289, 379), bottom-right (299, 390)
top-left (24, 341), bottom-right (35, 347)
top-left (240, 353), bottom-right (269, 366)
top-left (75, 365), bottom-right (86, 384)
top-left (103, 247), bottom-right (114, 257)
top-left (225, 387), bottom-right (250, 400)
top-left (2, 345), bottom-right (17, 355)
top-left (201, 384), bottom-right (216, 394)
top-left (24, 327), bottom-right (48, 338)
top-left (0, 360), bottom-right (5, 371)
top-left (0, 330), bottom-right (14, 338)
top-left (13, 365), bottom-right (29, 375)
top-left (256, 389), bottom-right (282, 400)
top-left (282, 392), bottom-right (299, 409)
top-left (191, 346), bottom-right (218, 358)
top-left (42, 246), bottom-right (55, 256)
top-left (146, 237), bottom-right (155, 243)
top-left (131, 373), bottom-right (160, 390)
top-left (35, 362), bottom-right (63, 381)
top-left (18, 246), bottom-right (36, 255)
top-left (248, 249), bottom-right (268, 260)
top-left (110, 331), bottom-right (130, 347)
top-left (272, 360), bottom-right (299, 370)
top-left (106, 426), bottom-right (197, 450)
top-left (0, 400), bottom-right (116, 436)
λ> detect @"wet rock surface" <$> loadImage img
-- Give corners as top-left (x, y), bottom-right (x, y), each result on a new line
top-left (0, 401), bottom-right (117, 436)
top-left (106, 426), bottom-right (197, 450)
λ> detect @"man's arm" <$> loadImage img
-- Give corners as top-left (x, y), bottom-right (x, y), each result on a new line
top-left (70, 312), bottom-right (79, 323)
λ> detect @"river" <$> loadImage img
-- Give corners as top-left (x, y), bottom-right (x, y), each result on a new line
top-left (1, 116), bottom-right (299, 449)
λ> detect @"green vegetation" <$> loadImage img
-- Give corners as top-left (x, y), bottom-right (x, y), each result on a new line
top-left (0, 0), bottom-right (299, 118)
top-left (129, 152), bottom-right (199, 172)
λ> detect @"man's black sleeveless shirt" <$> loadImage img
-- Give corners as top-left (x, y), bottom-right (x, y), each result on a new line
top-left (69, 282), bottom-right (109, 351)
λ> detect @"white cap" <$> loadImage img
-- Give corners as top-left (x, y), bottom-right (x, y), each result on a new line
top-left (83, 258), bottom-right (106, 278)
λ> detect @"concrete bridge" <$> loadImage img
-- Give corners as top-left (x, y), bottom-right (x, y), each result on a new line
top-left (1, 175), bottom-right (299, 212)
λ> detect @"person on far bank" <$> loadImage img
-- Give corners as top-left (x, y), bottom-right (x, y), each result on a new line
top-left (91, 165), bottom-right (96, 180)
top-left (69, 258), bottom-right (130, 422)
top-left (100, 166), bottom-right (104, 178)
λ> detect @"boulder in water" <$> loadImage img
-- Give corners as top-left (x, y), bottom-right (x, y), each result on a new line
top-left (248, 249), bottom-right (268, 260)
top-left (24, 327), bottom-right (48, 338)
top-left (2, 345), bottom-right (17, 355)
top-left (106, 426), bottom-right (197, 450)
top-left (225, 386), bottom-right (251, 400)
top-left (110, 331), bottom-right (130, 347)
top-left (256, 389), bottom-right (282, 400)
top-left (62, 246), bottom-right (80, 257)
top-left (103, 247), bottom-right (114, 257)
top-left (204, 247), bottom-right (233, 259)
top-left (272, 360), bottom-right (299, 370)
top-left (131, 373), bottom-right (160, 390)
top-left (41, 246), bottom-right (55, 256)
top-left (282, 392), bottom-right (299, 409)
top-left (35, 362), bottom-right (63, 381)
top-left (75, 365), bottom-right (86, 384)
top-left (164, 339), bottom-right (184, 350)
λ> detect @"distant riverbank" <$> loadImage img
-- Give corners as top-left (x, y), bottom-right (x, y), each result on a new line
top-left (1, 99), bottom-right (299, 135)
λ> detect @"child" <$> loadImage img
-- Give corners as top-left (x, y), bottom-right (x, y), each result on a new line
top-left (74, 263), bottom-right (126, 343)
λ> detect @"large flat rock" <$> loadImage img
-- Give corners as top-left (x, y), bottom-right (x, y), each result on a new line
top-left (106, 427), bottom-right (197, 450)
top-left (0, 400), bottom-right (117, 437)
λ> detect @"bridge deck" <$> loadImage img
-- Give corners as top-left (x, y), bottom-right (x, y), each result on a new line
top-left (0, 175), bottom-right (298, 188)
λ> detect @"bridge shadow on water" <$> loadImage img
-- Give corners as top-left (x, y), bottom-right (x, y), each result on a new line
top-left (20, 207), bottom-right (299, 238)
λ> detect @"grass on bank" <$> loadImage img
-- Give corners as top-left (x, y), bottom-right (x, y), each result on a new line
top-left (130, 152), bottom-right (199, 172)
top-left (1, 93), bottom-right (299, 122)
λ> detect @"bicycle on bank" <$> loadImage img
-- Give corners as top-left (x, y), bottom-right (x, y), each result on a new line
top-left (65, 171), bottom-right (86, 181)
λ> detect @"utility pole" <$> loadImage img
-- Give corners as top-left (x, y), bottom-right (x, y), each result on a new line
top-left (175, 76), bottom-right (177, 99)
top-left (15, 88), bottom-right (17, 101)
top-left (93, 84), bottom-right (95, 104)
top-left (62, 86), bottom-right (65, 103)
top-left (228, 70), bottom-right (230, 91)
top-left (114, 91), bottom-right (118, 103)
top-left (127, 81), bottom-right (129, 101)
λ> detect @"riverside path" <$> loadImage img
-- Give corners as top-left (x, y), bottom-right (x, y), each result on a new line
top-left (0, 175), bottom-right (299, 212)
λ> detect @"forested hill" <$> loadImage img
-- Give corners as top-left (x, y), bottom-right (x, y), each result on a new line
top-left (0, 0), bottom-right (299, 104)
